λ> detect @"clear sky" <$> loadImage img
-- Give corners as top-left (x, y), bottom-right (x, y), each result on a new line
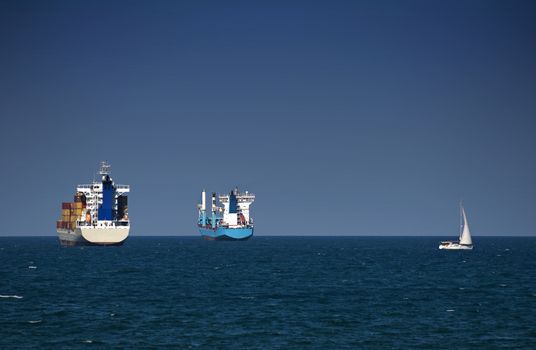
top-left (0, 0), bottom-right (535, 236)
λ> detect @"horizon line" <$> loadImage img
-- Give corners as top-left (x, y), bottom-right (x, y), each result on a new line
top-left (1, 234), bottom-right (535, 238)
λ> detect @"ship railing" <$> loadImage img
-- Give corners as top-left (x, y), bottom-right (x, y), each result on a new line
top-left (77, 221), bottom-right (130, 227)
top-left (219, 195), bottom-right (255, 201)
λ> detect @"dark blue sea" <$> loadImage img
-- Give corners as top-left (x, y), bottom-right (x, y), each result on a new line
top-left (1, 237), bottom-right (535, 349)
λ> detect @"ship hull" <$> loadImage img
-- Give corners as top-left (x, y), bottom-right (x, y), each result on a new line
top-left (198, 227), bottom-right (253, 241)
top-left (57, 227), bottom-right (129, 246)
top-left (438, 241), bottom-right (473, 250)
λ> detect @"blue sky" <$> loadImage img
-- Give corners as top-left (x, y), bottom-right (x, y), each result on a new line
top-left (0, 0), bottom-right (535, 236)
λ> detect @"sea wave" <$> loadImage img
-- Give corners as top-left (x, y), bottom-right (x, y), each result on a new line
top-left (0, 294), bottom-right (23, 299)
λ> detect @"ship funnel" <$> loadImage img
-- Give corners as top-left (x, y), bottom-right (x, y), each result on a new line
top-left (201, 190), bottom-right (206, 211)
top-left (229, 190), bottom-right (238, 213)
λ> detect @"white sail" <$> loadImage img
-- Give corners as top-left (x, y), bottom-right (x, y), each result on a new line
top-left (459, 206), bottom-right (472, 245)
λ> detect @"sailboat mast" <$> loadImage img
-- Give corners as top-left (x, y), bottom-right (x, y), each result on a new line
top-left (459, 201), bottom-right (463, 241)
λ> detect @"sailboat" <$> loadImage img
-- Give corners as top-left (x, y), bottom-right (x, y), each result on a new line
top-left (439, 203), bottom-right (473, 250)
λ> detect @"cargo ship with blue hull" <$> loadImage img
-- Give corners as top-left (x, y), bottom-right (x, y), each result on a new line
top-left (197, 188), bottom-right (255, 240)
top-left (56, 161), bottom-right (130, 246)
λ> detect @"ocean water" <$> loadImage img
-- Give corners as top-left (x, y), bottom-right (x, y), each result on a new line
top-left (1, 236), bottom-right (535, 349)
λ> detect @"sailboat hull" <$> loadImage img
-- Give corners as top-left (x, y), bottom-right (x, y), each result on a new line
top-left (438, 242), bottom-right (473, 250)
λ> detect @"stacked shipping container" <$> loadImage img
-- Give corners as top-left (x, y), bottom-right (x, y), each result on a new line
top-left (56, 194), bottom-right (86, 230)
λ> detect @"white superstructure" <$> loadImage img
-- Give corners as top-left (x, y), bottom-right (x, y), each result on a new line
top-left (219, 189), bottom-right (255, 224)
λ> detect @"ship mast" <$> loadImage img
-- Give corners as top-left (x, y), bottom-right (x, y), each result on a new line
top-left (99, 161), bottom-right (111, 178)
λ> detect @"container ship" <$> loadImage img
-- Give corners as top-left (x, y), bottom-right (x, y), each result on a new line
top-left (197, 188), bottom-right (255, 240)
top-left (56, 161), bottom-right (130, 246)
